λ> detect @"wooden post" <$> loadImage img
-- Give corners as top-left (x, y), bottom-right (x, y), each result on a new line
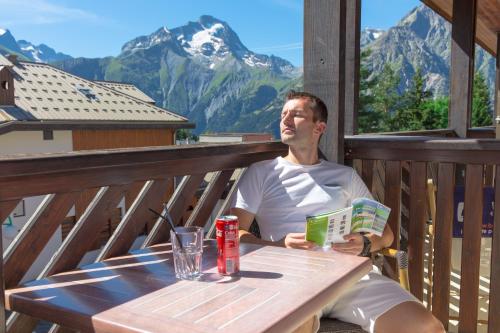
top-left (304, 0), bottom-right (346, 163)
top-left (448, 0), bottom-right (477, 138)
top-left (0, 222), bottom-right (5, 333)
top-left (495, 33), bottom-right (500, 139)
top-left (344, 0), bottom-right (361, 135)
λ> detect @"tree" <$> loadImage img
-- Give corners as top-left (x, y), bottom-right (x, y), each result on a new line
top-left (421, 97), bottom-right (449, 129)
top-left (175, 129), bottom-right (198, 142)
top-left (357, 50), bottom-right (389, 133)
top-left (389, 68), bottom-right (432, 131)
top-left (472, 71), bottom-right (492, 127)
top-left (371, 63), bottom-right (401, 115)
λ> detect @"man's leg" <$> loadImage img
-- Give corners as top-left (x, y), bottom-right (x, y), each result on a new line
top-left (374, 301), bottom-right (445, 333)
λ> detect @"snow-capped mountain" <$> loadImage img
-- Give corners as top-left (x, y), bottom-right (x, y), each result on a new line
top-left (0, 28), bottom-right (72, 63)
top-left (121, 15), bottom-right (296, 75)
top-left (0, 28), bottom-right (23, 55)
top-left (56, 15), bottom-right (300, 136)
top-left (17, 40), bottom-right (72, 63)
top-left (360, 28), bottom-right (385, 47)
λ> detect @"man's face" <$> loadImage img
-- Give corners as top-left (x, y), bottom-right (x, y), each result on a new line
top-left (280, 98), bottom-right (326, 147)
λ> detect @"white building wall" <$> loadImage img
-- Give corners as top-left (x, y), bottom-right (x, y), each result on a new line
top-left (1, 130), bottom-right (73, 282)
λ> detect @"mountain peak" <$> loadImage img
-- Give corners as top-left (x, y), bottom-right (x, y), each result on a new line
top-left (198, 15), bottom-right (224, 27)
top-left (0, 28), bottom-right (8, 36)
top-left (120, 15), bottom-right (295, 73)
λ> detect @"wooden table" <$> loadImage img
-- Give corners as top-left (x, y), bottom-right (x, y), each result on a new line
top-left (5, 241), bottom-right (371, 333)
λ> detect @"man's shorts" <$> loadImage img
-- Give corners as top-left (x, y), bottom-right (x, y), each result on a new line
top-left (313, 267), bottom-right (420, 333)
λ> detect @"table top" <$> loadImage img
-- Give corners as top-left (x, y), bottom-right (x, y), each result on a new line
top-left (6, 240), bottom-right (371, 333)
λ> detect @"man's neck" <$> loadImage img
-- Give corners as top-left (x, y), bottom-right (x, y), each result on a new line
top-left (284, 146), bottom-right (320, 165)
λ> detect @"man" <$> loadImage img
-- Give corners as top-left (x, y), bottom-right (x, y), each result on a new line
top-left (230, 91), bottom-right (444, 333)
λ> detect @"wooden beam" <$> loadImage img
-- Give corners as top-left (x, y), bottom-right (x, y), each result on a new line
top-left (458, 164), bottom-right (484, 332)
top-left (488, 165), bottom-right (500, 333)
top-left (185, 170), bottom-right (234, 228)
top-left (408, 162), bottom-right (427, 301)
top-left (3, 193), bottom-right (79, 288)
top-left (344, 0), bottom-right (361, 135)
top-left (0, 200), bottom-right (20, 333)
top-left (448, 0), bottom-right (477, 138)
top-left (142, 174), bottom-right (205, 246)
top-left (97, 178), bottom-right (172, 261)
top-left (383, 161), bottom-right (401, 281)
top-left (304, 0), bottom-right (346, 162)
top-left (431, 163), bottom-right (455, 330)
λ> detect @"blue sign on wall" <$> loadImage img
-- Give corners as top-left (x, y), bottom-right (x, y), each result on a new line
top-left (453, 186), bottom-right (494, 238)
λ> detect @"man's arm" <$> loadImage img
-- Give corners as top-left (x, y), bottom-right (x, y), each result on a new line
top-left (230, 207), bottom-right (316, 250)
top-left (332, 223), bottom-right (394, 255)
top-left (231, 207), bottom-right (280, 246)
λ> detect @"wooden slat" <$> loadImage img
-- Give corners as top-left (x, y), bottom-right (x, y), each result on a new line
top-left (48, 325), bottom-right (77, 333)
top-left (185, 170), bottom-right (234, 228)
top-left (43, 184), bottom-right (131, 276)
top-left (3, 192), bottom-right (80, 288)
top-left (7, 185), bottom-right (132, 333)
top-left (0, 200), bottom-right (20, 225)
top-left (97, 178), bottom-right (173, 261)
top-left (142, 174), bottom-right (205, 247)
top-left (6, 314), bottom-right (37, 333)
top-left (449, 0), bottom-right (477, 138)
top-left (0, 200), bottom-right (19, 333)
top-left (431, 163), bottom-right (455, 329)
top-left (488, 164), bottom-right (500, 333)
top-left (344, 0), bottom-right (361, 135)
top-left (382, 161), bottom-right (401, 280)
top-left (458, 164), bottom-right (484, 333)
top-left (372, 160), bottom-right (385, 203)
top-left (407, 162), bottom-right (427, 301)
top-left (361, 160), bottom-right (374, 192)
top-left (207, 169), bottom-right (247, 239)
top-left (304, 0), bottom-right (346, 163)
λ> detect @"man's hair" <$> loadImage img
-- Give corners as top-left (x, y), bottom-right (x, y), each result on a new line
top-left (285, 90), bottom-right (328, 123)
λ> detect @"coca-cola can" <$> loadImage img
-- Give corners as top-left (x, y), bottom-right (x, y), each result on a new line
top-left (216, 215), bottom-right (240, 275)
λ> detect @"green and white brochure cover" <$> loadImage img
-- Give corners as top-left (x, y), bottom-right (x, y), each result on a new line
top-left (305, 198), bottom-right (391, 247)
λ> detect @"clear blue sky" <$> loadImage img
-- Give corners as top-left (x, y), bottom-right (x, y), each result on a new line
top-left (0, 0), bottom-right (421, 66)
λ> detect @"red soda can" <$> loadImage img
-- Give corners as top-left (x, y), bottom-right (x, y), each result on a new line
top-left (216, 215), bottom-right (240, 275)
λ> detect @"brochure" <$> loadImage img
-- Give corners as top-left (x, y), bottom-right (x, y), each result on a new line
top-left (305, 197), bottom-right (391, 247)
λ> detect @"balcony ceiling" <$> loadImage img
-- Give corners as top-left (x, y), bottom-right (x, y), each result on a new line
top-left (422, 0), bottom-right (500, 56)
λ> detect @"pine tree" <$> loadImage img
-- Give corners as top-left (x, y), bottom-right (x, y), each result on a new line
top-left (472, 71), bottom-right (492, 127)
top-left (357, 50), bottom-right (388, 133)
top-left (372, 64), bottom-right (401, 115)
top-left (389, 68), bottom-right (432, 131)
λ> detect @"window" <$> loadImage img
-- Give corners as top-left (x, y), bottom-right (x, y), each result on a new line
top-left (13, 200), bottom-right (25, 217)
top-left (1, 81), bottom-right (8, 89)
top-left (43, 130), bottom-right (54, 140)
top-left (76, 86), bottom-right (99, 101)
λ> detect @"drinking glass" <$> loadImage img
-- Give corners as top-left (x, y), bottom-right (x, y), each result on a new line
top-left (170, 226), bottom-right (203, 280)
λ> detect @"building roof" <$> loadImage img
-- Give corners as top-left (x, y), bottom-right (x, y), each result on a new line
top-left (0, 55), bottom-right (189, 124)
top-left (94, 81), bottom-right (156, 104)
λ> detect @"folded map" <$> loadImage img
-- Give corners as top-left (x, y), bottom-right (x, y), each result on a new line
top-left (305, 197), bottom-right (391, 247)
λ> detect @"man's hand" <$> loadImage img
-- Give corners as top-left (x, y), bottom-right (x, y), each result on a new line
top-left (281, 233), bottom-right (316, 250)
top-left (331, 233), bottom-right (364, 255)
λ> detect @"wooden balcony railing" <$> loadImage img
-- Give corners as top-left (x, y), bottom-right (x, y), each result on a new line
top-left (1, 137), bottom-right (499, 333)
top-left (0, 142), bottom-right (287, 333)
top-left (345, 135), bottom-right (500, 333)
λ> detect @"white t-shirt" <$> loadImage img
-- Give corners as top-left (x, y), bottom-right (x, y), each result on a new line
top-left (233, 156), bottom-right (372, 242)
